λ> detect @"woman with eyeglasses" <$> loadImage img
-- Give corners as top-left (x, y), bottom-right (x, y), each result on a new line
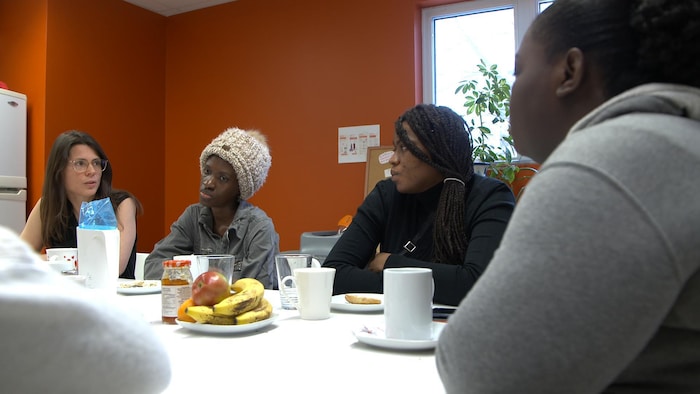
top-left (322, 104), bottom-right (516, 306)
top-left (20, 130), bottom-right (143, 278)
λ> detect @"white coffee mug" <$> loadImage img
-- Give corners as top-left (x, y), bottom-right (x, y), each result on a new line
top-left (383, 267), bottom-right (434, 340)
top-left (46, 247), bottom-right (78, 269)
top-left (280, 267), bottom-right (335, 320)
top-left (46, 247), bottom-right (77, 274)
top-left (47, 260), bottom-right (75, 274)
top-left (275, 253), bottom-right (321, 310)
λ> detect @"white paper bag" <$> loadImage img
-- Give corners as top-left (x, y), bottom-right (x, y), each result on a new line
top-left (77, 228), bottom-right (120, 290)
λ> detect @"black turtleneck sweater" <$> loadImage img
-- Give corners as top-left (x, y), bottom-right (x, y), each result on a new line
top-left (323, 174), bottom-right (515, 306)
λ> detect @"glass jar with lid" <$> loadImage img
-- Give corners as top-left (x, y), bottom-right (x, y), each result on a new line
top-left (161, 259), bottom-right (193, 324)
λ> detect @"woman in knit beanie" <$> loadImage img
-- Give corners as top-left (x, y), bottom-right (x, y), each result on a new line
top-left (144, 127), bottom-right (279, 288)
top-left (323, 104), bottom-right (515, 306)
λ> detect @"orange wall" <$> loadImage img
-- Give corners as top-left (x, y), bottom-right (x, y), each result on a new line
top-left (164, 0), bottom-right (424, 251)
top-left (0, 0), bottom-right (166, 251)
top-left (44, 0), bottom-right (167, 251)
top-left (2, 0), bottom-right (462, 253)
top-left (0, 0), bottom-right (48, 214)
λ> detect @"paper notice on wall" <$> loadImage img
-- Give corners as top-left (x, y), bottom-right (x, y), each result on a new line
top-left (338, 124), bottom-right (380, 163)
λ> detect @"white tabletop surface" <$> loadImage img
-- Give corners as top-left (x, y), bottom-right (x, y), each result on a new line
top-left (115, 288), bottom-right (445, 393)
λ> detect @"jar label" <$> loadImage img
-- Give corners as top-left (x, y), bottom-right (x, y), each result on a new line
top-left (162, 285), bottom-right (191, 317)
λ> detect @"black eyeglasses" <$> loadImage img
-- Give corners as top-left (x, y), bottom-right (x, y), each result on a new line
top-left (69, 159), bottom-right (108, 173)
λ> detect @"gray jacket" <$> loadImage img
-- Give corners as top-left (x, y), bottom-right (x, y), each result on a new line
top-left (436, 83), bottom-right (700, 393)
top-left (144, 201), bottom-right (279, 288)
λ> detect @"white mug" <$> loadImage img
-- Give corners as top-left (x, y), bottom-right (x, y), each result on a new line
top-left (275, 253), bottom-right (321, 310)
top-left (46, 247), bottom-right (78, 272)
top-left (383, 267), bottom-right (434, 340)
top-left (46, 248), bottom-right (78, 269)
top-left (280, 267), bottom-right (335, 320)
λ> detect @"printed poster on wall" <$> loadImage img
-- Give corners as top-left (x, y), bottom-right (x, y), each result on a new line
top-left (338, 124), bottom-right (380, 164)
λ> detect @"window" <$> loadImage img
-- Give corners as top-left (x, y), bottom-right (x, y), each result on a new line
top-left (539, 1), bottom-right (554, 12)
top-left (422, 0), bottom-right (554, 155)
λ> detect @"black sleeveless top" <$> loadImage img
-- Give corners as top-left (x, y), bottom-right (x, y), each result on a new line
top-left (49, 214), bottom-right (137, 279)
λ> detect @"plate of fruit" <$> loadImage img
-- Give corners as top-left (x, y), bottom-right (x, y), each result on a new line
top-left (175, 313), bottom-right (278, 334)
top-left (175, 275), bottom-right (276, 334)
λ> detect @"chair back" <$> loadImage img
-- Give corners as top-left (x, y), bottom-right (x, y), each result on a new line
top-left (300, 231), bottom-right (342, 264)
top-left (135, 252), bottom-right (149, 280)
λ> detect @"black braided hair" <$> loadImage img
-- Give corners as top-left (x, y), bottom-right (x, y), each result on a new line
top-left (530, 0), bottom-right (700, 99)
top-left (395, 104), bottom-right (474, 264)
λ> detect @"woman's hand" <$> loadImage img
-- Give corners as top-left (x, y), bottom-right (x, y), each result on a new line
top-left (368, 252), bottom-right (391, 272)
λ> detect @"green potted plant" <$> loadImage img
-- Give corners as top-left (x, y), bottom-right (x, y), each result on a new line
top-left (455, 59), bottom-right (537, 190)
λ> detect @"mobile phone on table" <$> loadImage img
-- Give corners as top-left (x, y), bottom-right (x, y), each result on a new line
top-left (432, 307), bottom-right (457, 321)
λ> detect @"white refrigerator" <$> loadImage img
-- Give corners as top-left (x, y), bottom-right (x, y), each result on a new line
top-left (0, 88), bottom-right (27, 235)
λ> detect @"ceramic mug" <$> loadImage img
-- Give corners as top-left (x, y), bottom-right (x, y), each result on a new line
top-left (275, 253), bottom-right (321, 309)
top-left (46, 247), bottom-right (78, 272)
top-left (383, 267), bottom-right (434, 340)
top-left (280, 267), bottom-right (336, 320)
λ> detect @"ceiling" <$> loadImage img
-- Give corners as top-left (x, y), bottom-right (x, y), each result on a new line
top-left (123, 0), bottom-right (237, 16)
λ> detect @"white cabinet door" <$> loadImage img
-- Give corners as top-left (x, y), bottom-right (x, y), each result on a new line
top-left (0, 190), bottom-right (27, 234)
top-left (0, 88), bottom-right (27, 181)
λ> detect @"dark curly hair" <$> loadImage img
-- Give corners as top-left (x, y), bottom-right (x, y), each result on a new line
top-left (530, 0), bottom-right (700, 98)
top-left (395, 104), bottom-right (474, 264)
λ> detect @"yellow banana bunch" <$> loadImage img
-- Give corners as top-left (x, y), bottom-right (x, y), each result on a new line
top-left (184, 278), bottom-right (272, 325)
top-left (185, 305), bottom-right (236, 325)
top-left (234, 297), bottom-right (272, 325)
top-left (185, 297), bottom-right (273, 325)
top-left (212, 278), bottom-right (264, 316)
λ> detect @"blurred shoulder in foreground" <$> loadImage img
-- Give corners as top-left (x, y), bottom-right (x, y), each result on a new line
top-left (0, 226), bottom-right (172, 394)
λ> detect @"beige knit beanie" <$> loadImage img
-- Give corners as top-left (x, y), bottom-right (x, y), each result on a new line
top-left (199, 127), bottom-right (271, 200)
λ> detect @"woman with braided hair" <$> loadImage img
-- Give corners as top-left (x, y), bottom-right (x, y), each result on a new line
top-left (437, 0), bottom-right (700, 392)
top-left (323, 104), bottom-right (516, 306)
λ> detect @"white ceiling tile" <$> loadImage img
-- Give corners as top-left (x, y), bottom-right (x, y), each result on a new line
top-left (123, 0), bottom-right (237, 16)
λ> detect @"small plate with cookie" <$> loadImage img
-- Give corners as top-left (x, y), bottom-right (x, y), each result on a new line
top-left (331, 293), bottom-right (384, 313)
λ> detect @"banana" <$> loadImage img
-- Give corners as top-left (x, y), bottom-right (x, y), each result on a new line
top-left (212, 278), bottom-right (264, 316)
top-left (185, 305), bottom-right (236, 325)
top-left (234, 297), bottom-right (272, 325)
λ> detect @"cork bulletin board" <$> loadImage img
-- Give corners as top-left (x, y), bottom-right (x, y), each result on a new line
top-left (364, 146), bottom-right (394, 195)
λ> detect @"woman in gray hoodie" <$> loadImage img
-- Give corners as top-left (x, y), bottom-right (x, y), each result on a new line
top-left (436, 0), bottom-right (700, 392)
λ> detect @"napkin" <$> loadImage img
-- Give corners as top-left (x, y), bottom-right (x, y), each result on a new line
top-left (78, 197), bottom-right (117, 229)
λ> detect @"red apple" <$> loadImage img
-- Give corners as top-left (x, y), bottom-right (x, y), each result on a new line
top-left (191, 271), bottom-right (230, 306)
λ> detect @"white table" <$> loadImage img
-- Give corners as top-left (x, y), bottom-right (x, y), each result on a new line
top-left (116, 290), bottom-right (445, 393)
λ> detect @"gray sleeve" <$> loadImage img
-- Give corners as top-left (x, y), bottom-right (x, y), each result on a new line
top-left (236, 216), bottom-right (279, 289)
top-left (436, 164), bottom-right (681, 393)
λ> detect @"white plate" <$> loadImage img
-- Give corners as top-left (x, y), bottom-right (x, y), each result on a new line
top-left (175, 313), bottom-right (278, 334)
top-left (331, 293), bottom-right (384, 312)
top-left (352, 322), bottom-right (446, 350)
top-left (116, 280), bottom-right (161, 295)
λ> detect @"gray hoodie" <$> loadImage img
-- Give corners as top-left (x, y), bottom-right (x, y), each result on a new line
top-left (436, 83), bottom-right (700, 393)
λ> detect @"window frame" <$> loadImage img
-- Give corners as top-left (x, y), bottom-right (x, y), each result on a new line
top-left (421, 0), bottom-right (542, 105)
